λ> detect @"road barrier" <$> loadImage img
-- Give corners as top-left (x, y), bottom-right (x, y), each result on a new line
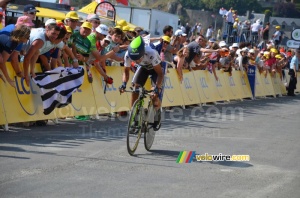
top-left (0, 63), bottom-right (290, 126)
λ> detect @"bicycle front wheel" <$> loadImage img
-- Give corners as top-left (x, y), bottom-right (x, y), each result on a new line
top-left (144, 102), bottom-right (156, 151)
top-left (127, 99), bottom-right (143, 155)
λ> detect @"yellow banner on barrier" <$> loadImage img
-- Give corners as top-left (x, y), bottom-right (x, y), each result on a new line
top-left (180, 70), bottom-right (201, 105)
top-left (255, 70), bottom-right (266, 97)
top-left (193, 70), bottom-right (217, 103)
top-left (162, 69), bottom-right (184, 107)
top-left (0, 63), bottom-right (56, 123)
top-left (91, 66), bottom-right (130, 114)
top-left (0, 92), bottom-right (6, 125)
top-left (260, 72), bottom-right (276, 97)
top-left (210, 70), bottom-right (230, 102)
top-left (222, 70), bottom-right (245, 100)
top-left (55, 67), bottom-right (98, 118)
top-left (271, 73), bottom-right (283, 95)
top-left (236, 71), bottom-right (253, 99)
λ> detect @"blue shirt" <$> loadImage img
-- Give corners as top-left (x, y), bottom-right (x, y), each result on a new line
top-left (0, 24), bottom-right (23, 52)
top-left (0, 34), bottom-right (19, 54)
top-left (290, 55), bottom-right (299, 70)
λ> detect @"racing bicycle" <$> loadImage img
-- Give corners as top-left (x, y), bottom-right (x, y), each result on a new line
top-left (125, 87), bottom-right (161, 156)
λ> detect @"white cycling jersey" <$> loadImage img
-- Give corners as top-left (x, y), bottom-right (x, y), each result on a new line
top-left (124, 46), bottom-right (161, 70)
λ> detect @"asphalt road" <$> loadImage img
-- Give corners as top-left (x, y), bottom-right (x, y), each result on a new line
top-left (1, 95), bottom-right (300, 198)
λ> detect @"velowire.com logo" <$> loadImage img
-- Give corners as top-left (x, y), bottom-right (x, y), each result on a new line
top-left (176, 151), bottom-right (250, 164)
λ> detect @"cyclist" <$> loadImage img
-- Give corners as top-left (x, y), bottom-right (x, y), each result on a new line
top-left (120, 36), bottom-right (164, 130)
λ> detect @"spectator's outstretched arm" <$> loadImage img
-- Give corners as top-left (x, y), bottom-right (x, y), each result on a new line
top-left (10, 51), bottom-right (23, 78)
top-left (0, 51), bottom-right (15, 87)
top-left (63, 45), bottom-right (78, 67)
top-left (39, 55), bottom-right (51, 71)
top-left (23, 40), bottom-right (44, 85)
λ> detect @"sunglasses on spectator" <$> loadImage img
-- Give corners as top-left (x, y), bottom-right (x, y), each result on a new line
top-left (163, 41), bottom-right (170, 44)
top-left (70, 19), bottom-right (78, 23)
top-left (29, 12), bottom-right (36, 15)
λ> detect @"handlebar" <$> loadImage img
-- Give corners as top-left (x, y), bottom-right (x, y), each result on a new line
top-left (121, 87), bottom-right (153, 96)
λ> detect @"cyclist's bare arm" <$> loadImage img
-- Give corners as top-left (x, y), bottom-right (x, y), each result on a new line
top-left (122, 67), bottom-right (131, 84)
top-left (153, 64), bottom-right (164, 89)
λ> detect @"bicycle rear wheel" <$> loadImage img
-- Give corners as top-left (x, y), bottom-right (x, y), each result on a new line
top-left (127, 99), bottom-right (143, 155)
top-left (144, 102), bottom-right (156, 151)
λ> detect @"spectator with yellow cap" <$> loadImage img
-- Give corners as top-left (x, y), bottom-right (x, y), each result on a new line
top-left (122, 26), bottom-right (130, 32)
top-left (65, 11), bottom-right (79, 32)
top-left (127, 27), bottom-right (136, 38)
top-left (272, 26), bottom-right (282, 49)
top-left (70, 21), bottom-right (92, 63)
top-left (150, 35), bottom-right (171, 56)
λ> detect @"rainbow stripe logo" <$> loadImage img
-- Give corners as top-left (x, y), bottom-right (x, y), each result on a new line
top-left (176, 151), bottom-right (196, 163)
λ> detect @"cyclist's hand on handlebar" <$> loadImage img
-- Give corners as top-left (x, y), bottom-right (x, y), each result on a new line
top-left (151, 86), bottom-right (161, 98)
top-left (119, 82), bottom-right (127, 94)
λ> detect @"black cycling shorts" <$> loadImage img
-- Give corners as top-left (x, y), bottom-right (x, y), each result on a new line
top-left (132, 66), bottom-right (158, 87)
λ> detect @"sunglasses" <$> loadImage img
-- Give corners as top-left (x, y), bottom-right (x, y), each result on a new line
top-left (163, 41), bottom-right (170, 44)
top-left (29, 12), bottom-right (36, 15)
top-left (70, 19), bottom-right (78, 23)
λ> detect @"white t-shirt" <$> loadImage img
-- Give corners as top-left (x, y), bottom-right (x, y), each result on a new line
top-left (124, 46), bottom-right (161, 70)
top-left (206, 28), bottom-right (213, 38)
top-left (197, 25), bottom-right (202, 33)
top-left (273, 30), bottom-right (281, 41)
top-left (251, 23), bottom-right (262, 32)
top-left (24, 28), bottom-right (64, 55)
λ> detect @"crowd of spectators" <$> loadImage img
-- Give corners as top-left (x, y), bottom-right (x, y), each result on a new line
top-left (0, 2), bottom-right (299, 126)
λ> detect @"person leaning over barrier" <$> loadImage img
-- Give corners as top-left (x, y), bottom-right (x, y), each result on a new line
top-left (101, 27), bottom-right (124, 66)
top-left (173, 46), bottom-right (189, 82)
top-left (185, 35), bottom-right (220, 73)
top-left (69, 22), bottom-right (93, 64)
top-left (86, 24), bottom-right (120, 82)
top-left (0, 25), bottom-right (31, 87)
top-left (23, 23), bottom-right (64, 85)
top-left (38, 22), bottom-right (78, 71)
top-left (0, 16), bottom-right (35, 78)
